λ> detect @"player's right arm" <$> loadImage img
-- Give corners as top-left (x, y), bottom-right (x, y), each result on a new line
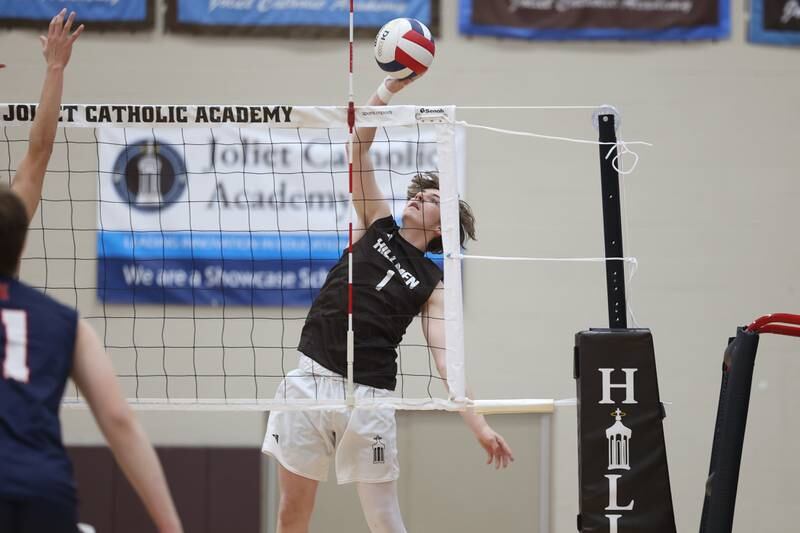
top-left (71, 320), bottom-right (183, 533)
top-left (10, 9), bottom-right (84, 222)
top-left (421, 285), bottom-right (515, 470)
top-left (351, 76), bottom-right (419, 232)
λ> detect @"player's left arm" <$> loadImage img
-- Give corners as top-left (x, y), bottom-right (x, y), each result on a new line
top-left (10, 9), bottom-right (84, 222)
top-left (421, 282), bottom-right (515, 469)
top-left (71, 320), bottom-right (183, 533)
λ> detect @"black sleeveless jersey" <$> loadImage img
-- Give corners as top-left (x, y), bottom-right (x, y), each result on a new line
top-left (298, 216), bottom-right (443, 390)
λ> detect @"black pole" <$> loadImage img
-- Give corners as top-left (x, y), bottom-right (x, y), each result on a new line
top-left (597, 112), bottom-right (627, 328)
top-left (700, 328), bottom-right (759, 533)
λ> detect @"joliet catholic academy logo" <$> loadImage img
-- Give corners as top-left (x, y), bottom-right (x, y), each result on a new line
top-left (112, 140), bottom-right (187, 211)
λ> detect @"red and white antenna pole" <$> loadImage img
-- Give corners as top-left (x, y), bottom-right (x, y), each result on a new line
top-left (346, 0), bottom-right (356, 406)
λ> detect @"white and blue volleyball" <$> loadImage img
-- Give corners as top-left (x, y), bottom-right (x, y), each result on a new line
top-left (374, 18), bottom-right (435, 79)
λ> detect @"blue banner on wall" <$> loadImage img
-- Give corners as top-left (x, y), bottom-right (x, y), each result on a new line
top-left (459, 0), bottom-right (730, 41)
top-left (98, 257), bottom-right (337, 306)
top-left (166, 0), bottom-right (437, 35)
top-left (750, 0), bottom-right (800, 45)
top-left (0, 0), bottom-right (151, 25)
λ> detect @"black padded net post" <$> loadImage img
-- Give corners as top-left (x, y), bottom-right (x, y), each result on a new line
top-left (699, 327), bottom-right (759, 533)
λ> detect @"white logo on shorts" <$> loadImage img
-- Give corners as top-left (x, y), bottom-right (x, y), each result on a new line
top-left (372, 436), bottom-right (385, 464)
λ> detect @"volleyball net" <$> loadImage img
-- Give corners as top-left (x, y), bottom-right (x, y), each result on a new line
top-left (1, 103), bottom-right (477, 410)
top-left (1, 101), bottom-right (648, 417)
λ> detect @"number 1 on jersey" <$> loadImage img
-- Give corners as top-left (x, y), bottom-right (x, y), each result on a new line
top-left (1, 310), bottom-right (29, 383)
top-left (375, 270), bottom-right (396, 291)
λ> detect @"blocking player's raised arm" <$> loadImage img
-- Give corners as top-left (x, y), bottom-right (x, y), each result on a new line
top-left (10, 9), bottom-right (83, 222)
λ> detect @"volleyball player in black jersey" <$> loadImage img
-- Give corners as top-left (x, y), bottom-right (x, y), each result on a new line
top-left (262, 75), bottom-right (514, 533)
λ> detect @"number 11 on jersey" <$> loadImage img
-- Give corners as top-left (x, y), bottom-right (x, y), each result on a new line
top-left (1, 310), bottom-right (29, 383)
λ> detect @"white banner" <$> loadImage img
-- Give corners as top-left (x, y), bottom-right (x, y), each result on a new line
top-left (0, 104), bottom-right (453, 129)
top-left (95, 120), bottom-right (465, 306)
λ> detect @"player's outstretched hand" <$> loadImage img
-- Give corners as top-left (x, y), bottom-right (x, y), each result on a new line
top-left (477, 427), bottom-right (515, 470)
top-left (384, 72), bottom-right (425, 95)
top-left (40, 9), bottom-right (84, 70)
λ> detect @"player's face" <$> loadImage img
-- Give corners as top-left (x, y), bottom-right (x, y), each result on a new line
top-left (403, 188), bottom-right (441, 235)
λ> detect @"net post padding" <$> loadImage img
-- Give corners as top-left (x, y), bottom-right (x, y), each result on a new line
top-left (699, 327), bottom-right (759, 533)
top-left (575, 329), bottom-right (677, 533)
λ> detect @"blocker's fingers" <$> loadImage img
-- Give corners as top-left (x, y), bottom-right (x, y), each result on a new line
top-left (69, 24), bottom-right (85, 43)
top-left (53, 8), bottom-right (67, 36)
top-left (63, 11), bottom-right (76, 34)
top-left (49, 15), bottom-right (58, 38)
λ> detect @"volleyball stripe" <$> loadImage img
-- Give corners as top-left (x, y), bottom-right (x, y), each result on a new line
top-left (396, 39), bottom-right (434, 68)
top-left (378, 59), bottom-right (409, 73)
top-left (395, 47), bottom-right (428, 75)
top-left (406, 18), bottom-right (424, 35)
top-left (402, 29), bottom-right (435, 55)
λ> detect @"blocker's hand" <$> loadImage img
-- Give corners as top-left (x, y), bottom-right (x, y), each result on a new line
top-left (477, 427), bottom-right (515, 470)
top-left (41, 9), bottom-right (84, 70)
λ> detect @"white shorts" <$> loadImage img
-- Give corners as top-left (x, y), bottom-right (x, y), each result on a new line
top-left (261, 354), bottom-right (399, 484)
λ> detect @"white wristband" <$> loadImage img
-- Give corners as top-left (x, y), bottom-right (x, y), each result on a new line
top-left (376, 81), bottom-right (394, 104)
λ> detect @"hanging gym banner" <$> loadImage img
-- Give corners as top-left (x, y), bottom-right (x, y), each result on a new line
top-left (0, 0), bottom-right (154, 30)
top-left (749, 0), bottom-right (800, 45)
top-left (459, 0), bottom-right (730, 41)
top-left (166, 0), bottom-right (439, 38)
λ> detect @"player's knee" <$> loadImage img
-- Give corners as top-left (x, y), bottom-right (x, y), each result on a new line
top-left (364, 507), bottom-right (406, 533)
top-left (277, 493), bottom-right (313, 528)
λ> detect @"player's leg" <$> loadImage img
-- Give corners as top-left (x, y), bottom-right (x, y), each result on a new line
top-left (356, 480), bottom-right (407, 533)
top-left (336, 389), bottom-right (404, 532)
top-left (335, 398), bottom-right (400, 485)
top-left (264, 364), bottom-right (336, 532)
top-left (276, 464), bottom-right (319, 533)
